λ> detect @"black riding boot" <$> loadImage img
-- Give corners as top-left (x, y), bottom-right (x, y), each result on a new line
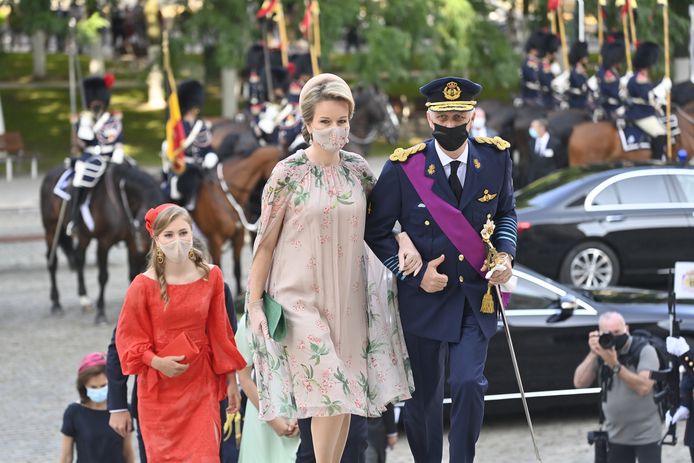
top-left (651, 135), bottom-right (666, 161)
top-left (66, 186), bottom-right (84, 237)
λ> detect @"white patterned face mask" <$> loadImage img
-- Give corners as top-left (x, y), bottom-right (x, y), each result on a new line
top-left (311, 126), bottom-right (350, 152)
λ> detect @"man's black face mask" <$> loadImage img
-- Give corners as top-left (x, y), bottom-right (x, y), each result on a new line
top-left (432, 122), bottom-right (469, 151)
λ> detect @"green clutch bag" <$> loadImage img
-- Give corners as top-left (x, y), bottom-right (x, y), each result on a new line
top-left (262, 292), bottom-right (287, 342)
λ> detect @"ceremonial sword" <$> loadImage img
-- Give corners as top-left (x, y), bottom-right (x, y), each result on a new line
top-left (494, 283), bottom-right (543, 462)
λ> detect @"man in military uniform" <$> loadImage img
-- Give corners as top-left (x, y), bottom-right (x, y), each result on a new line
top-left (539, 32), bottom-right (561, 109)
top-left (568, 41), bottom-right (590, 110)
top-left (163, 79), bottom-right (218, 211)
top-left (365, 77), bottom-right (517, 463)
top-left (254, 66), bottom-right (296, 146)
top-left (66, 74), bottom-right (125, 237)
top-left (595, 42), bottom-right (626, 121)
top-left (625, 41), bottom-right (671, 160)
top-left (520, 31), bottom-right (545, 107)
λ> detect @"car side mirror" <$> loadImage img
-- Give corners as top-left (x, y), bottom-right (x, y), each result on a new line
top-left (547, 295), bottom-right (578, 323)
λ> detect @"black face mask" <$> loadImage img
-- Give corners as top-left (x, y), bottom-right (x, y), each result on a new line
top-left (432, 122), bottom-right (469, 152)
top-left (614, 333), bottom-right (629, 351)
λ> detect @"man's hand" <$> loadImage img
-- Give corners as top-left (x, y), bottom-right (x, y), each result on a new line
top-left (420, 255), bottom-right (448, 293)
top-left (109, 410), bottom-right (132, 438)
top-left (151, 355), bottom-right (189, 378)
top-left (481, 252), bottom-right (513, 285)
top-left (387, 434), bottom-right (398, 449)
top-left (588, 331), bottom-right (618, 367)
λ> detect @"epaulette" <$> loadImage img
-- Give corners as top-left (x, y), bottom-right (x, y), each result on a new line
top-left (604, 70), bottom-right (616, 83)
top-left (112, 111), bottom-right (123, 120)
top-left (474, 136), bottom-right (511, 151)
top-left (636, 72), bottom-right (649, 84)
top-left (389, 142), bottom-right (426, 162)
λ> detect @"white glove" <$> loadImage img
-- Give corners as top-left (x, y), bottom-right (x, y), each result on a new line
top-left (257, 104), bottom-right (280, 135)
top-left (666, 336), bottom-right (690, 357)
top-left (111, 144), bottom-right (124, 164)
top-left (485, 265), bottom-right (518, 293)
top-left (651, 78), bottom-right (672, 103)
top-left (587, 75), bottom-right (599, 92)
top-left (202, 152), bottom-right (219, 169)
top-left (77, 112), bottom-right (95, 140)
top-left (620, 72), bottom-right (633, 89)
top-left (550, 61), bottom-right (562, 76)
top-left (551, 71), bottom-right (570, 94)
top-left (665, 405), bottom-right (690, 428)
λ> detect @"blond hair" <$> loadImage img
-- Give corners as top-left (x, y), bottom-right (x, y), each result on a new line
top-left (146, 205), bottom-right (209, 305)
top-left (299, 73), bottom-right (355, 143)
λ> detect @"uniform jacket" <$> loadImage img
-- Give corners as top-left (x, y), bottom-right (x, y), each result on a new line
top-left (182, 119), bottom-right (214, 163)
top-left (626, 71), bottom-right (657, 121)
top-left (74, 110), bottom-right (123, 158)
top-left (569, 66), bottom-right (589, 109)
top-left (364, 138), bottom-right (517, 342)
top-left (521, 55), bottom-right (541, 103)
top-left (597, 66), bottom-right (621, 114)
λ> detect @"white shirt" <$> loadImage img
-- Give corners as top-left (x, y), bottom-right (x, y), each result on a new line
top-left (434, 140), bottom-right (468, 190)
top-left (534, 132), bottom-right (554, 158)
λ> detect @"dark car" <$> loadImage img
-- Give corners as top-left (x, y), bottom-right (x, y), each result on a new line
top-left (481, 265), bottom-right (693, 413)
top-left (514, 164), bottom-right (694, 289)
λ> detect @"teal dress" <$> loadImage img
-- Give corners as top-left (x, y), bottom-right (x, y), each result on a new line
top-left (237, 314), bottom-right (300, 463)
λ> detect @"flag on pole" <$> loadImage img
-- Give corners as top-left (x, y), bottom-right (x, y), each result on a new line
top-left (162, 30), bottom-right (186, 175)
top-left (256, 0), bottom-right (279, 19)
top-left (300, 0), bottom-right (313, 38)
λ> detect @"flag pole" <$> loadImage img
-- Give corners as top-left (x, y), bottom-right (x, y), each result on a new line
top-left (620, 1), bottom-right (633, 74)
top-left (628, 0), bottom-right (638, 47)
top-left (659, 0), bottom-right (672, 161)
top-left (557, 4), bottom-right (569, 70)
top-left (598, 0), bottom-right (605, 64)
top-left (276, 0), bottom-right (289, 68)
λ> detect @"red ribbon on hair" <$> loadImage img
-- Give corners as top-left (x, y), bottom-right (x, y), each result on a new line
top-left (78, 352), bottom-right (106, 374)
top-left (144, 203), bottom-right (177, 237)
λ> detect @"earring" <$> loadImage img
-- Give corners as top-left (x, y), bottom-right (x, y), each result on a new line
top-left (156, 248), bottom-right (164, 264)
top-left (188, 249), bottom-right (196, 261)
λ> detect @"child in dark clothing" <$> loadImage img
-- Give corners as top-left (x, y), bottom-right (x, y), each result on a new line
top-left (60, 352), bottom-right (134, 463)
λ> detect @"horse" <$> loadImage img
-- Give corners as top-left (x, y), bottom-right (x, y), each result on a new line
top-left (190, 146), bottom-right (282, 294)
top-left (343, 85), bottom-right (400, 156)
top-left (40, 163), bottom-right (163, 323)
top-left (568, 101), bottom-right (694, 166)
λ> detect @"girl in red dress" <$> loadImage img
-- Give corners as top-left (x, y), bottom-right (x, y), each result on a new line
top-left (116, 203), bottom-right (245, 462)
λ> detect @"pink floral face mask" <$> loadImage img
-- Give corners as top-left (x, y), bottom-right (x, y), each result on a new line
top-left (311, 126), bottom-right (350, 152)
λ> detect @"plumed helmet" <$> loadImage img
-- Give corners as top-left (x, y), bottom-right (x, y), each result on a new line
top-left (569, 41), bottom-right (588, 66)
top-left (83, 75), bottom-right (112, 107)
top-left (601, 42), bottom-right (625, 69)
top-left (632, 41), bottom-right (660, 70)
top-left (177, 80), bottom-right (205, 114)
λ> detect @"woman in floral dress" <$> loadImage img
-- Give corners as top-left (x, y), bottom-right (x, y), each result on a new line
top-left (246, 73), bottom-right (417, 463)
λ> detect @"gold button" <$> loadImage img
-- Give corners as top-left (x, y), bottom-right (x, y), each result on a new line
top-left (458, 254), bottom-right (465, 262)
top-left (424, 220), bottom-right (430, 226)
top-left (459, 276), bottom-right (464, 283)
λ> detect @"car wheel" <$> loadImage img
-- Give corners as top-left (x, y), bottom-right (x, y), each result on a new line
top-left (560, 241), bottom-right (620, 289)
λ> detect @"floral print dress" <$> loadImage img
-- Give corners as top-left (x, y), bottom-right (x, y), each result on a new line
top-left (247, 149), bottom-right (413, 420)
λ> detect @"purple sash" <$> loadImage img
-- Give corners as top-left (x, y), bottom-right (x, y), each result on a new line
top-left (400, 153), bottom-right (511, 304)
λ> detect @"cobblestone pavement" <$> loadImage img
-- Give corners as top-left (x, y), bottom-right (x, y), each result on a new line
top-left (0, 167), bottom-right (691, 462)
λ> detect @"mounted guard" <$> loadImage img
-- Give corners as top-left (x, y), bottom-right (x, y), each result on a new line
top-left (162, 79), bottom-right (219, 211)
top-left (596, 41), bottom-right (626, 121)
top-left (62, 74), bottom-right (125, 237)
top-left (567, 41), bottom-right (590, 110)
top-left (519, 31), bottom-right (545, 107)
top-left (625, 41), bottom-right (672, 160)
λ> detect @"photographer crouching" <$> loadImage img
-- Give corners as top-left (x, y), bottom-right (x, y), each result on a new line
top-left (574, 311), bottom-right (662, 463)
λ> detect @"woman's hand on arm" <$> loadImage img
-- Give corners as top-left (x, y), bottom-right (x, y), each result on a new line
top-left (226, 373), bottom-right (241, 413)
top-left (395, 231), bottom-right (423, 276)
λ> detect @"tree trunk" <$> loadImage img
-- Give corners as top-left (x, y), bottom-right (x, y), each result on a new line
top-left (147, 45), bottom-right (166, 109)
top-left (221, 67), bottom-right (239, 119)
top-left (89, 40), bottom-right (105, 75)
top-left (32, 30), bottom-right (46, 79)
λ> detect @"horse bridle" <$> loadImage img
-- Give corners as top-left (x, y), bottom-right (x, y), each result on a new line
top-left (215, 163), bottom-right (260, 232)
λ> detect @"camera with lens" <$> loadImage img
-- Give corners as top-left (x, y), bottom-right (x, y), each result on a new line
top-left (587, 430), bottom-right (608, 463)
top-left (599, 332), bottom-right (615, 349)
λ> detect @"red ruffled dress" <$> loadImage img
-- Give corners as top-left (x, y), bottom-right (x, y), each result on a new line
top-left (116, 265), bottom-right (245, 462)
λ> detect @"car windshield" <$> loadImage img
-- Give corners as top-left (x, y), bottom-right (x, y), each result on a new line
top-left (516, 166), bottom-right (608, 209)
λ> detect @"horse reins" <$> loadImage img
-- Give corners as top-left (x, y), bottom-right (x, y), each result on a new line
top-left (118, 178), bottom-right (146, 253)
top-left (216, 163), bottom-right (260, 233)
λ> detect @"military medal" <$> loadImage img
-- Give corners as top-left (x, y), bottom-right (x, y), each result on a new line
top-left (427, 163), bottom-right (436, 175)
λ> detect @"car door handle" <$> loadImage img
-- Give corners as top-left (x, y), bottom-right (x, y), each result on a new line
top-left (605, 215), bottom-right (625, 223)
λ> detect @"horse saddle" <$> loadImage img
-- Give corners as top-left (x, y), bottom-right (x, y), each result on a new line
top-left (617, 123), bottom-right (651, 152)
